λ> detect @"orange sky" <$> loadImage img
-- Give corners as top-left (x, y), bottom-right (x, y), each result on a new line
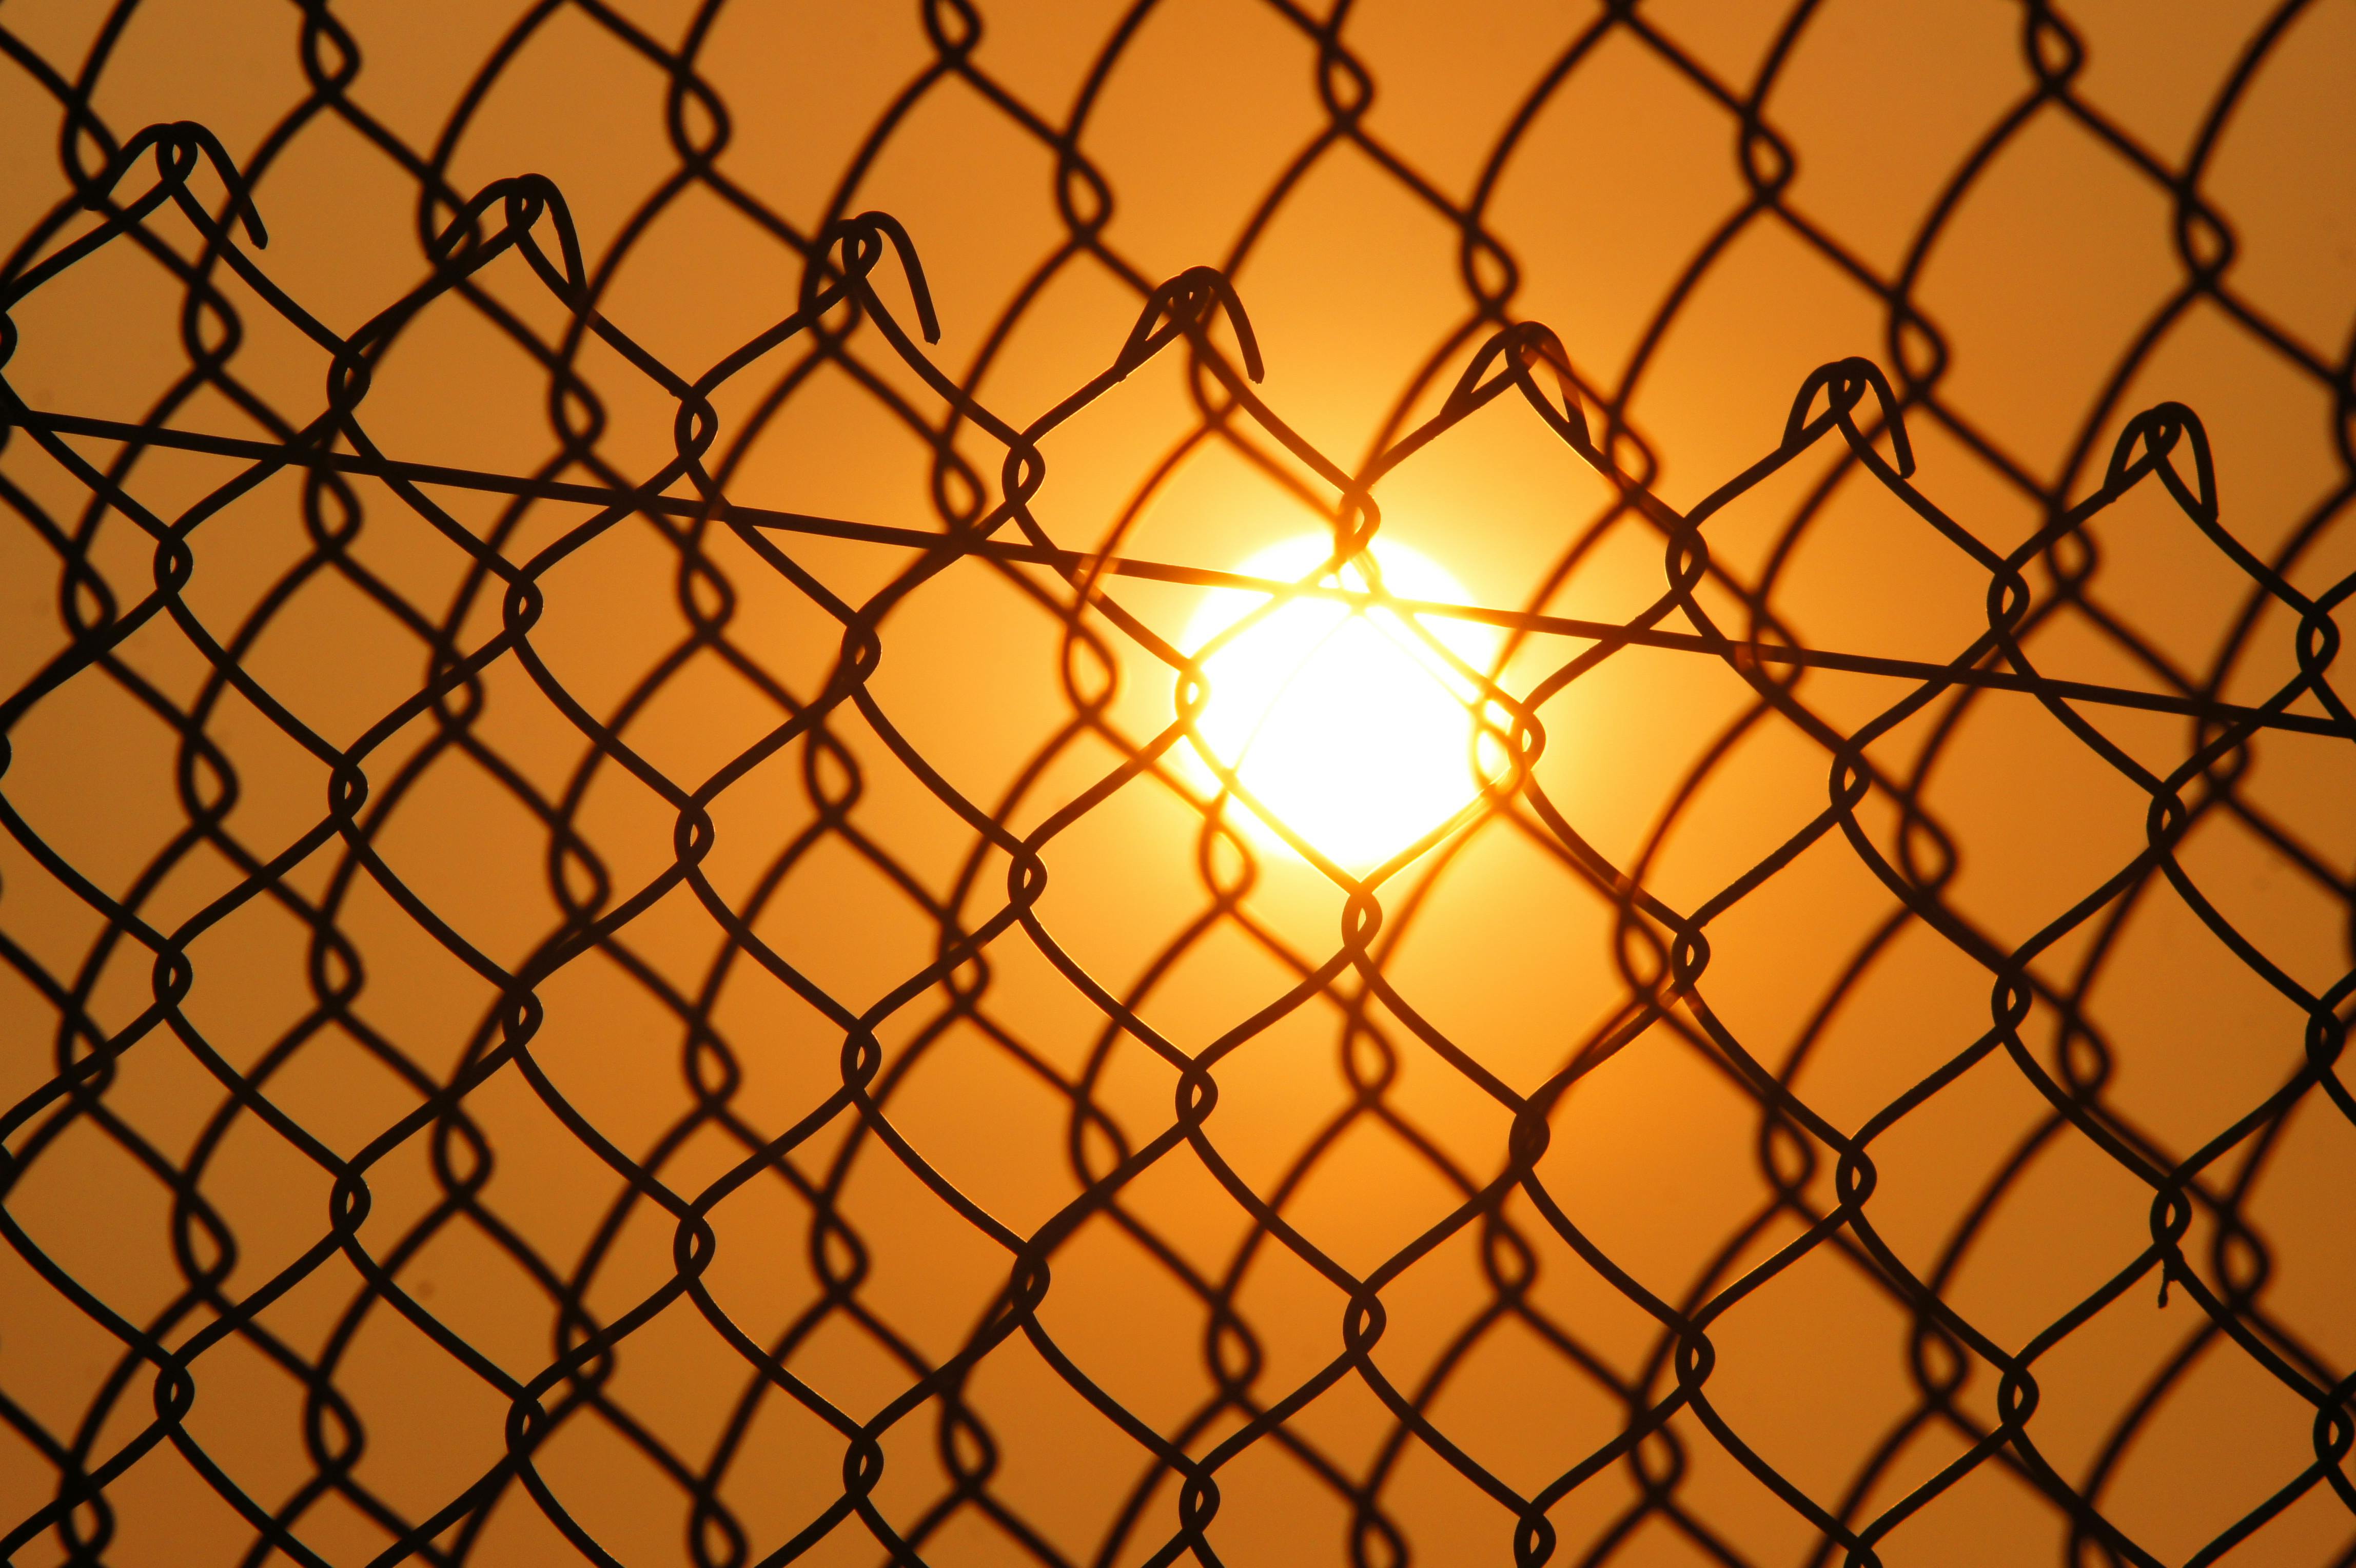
top-left (0, 4), bottom-right (2351, 1566)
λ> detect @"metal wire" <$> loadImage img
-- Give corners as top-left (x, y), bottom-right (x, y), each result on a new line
top-left (0, 4), bottom-right (2351, 1567)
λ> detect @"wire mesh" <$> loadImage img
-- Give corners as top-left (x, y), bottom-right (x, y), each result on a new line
top-left (0, 3), bottom-right (2351, 1566)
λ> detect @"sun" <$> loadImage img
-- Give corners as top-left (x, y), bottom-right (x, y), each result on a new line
top-left (1176, 534), bottom-right (1509, 871)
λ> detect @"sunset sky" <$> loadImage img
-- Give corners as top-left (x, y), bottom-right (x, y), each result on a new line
top-left (0, 4), bottom-right (2350, 1566)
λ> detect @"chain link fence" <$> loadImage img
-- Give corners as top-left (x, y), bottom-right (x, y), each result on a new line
top-left (1, 3), bottom-right (2351, 1565)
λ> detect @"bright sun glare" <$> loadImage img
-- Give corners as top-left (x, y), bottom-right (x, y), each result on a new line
top-left (1177, 535), bottom-right (1508, 871)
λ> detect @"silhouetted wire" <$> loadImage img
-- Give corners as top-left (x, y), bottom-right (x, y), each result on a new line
top-left (0, 6), bottom-right (2351, 1568)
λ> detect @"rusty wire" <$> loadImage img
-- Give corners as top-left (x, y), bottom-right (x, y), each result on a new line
top-left (0, 4), bottom-right (2352, 1567)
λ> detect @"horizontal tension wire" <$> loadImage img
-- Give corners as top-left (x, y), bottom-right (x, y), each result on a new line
top-left (11, 405), bottom-right (2344, 741)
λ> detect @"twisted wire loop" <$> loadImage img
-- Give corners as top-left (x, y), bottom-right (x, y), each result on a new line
top-left (0, 4), bottom-right (2351, 1567)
